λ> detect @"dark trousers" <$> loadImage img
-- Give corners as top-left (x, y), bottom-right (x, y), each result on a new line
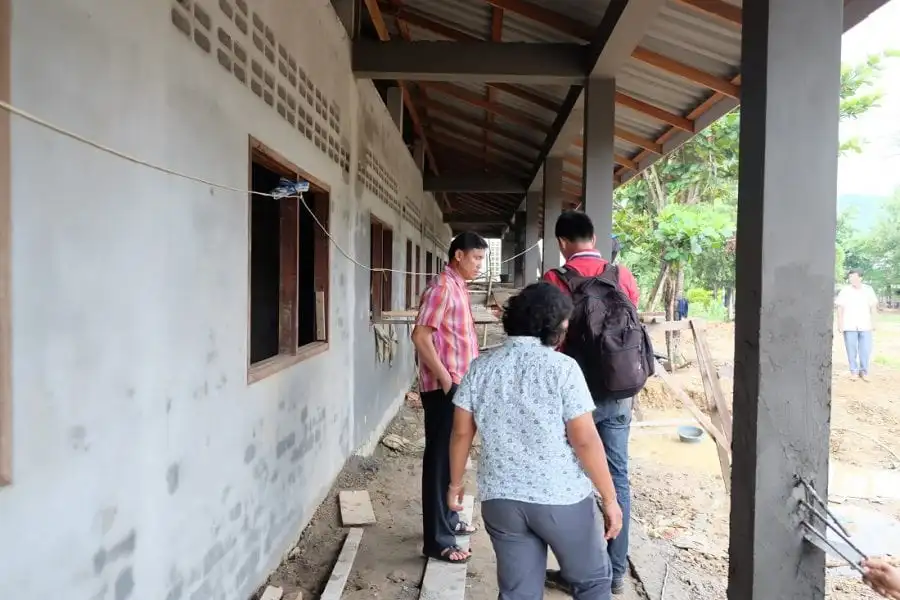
top-left (483, 495), bottom-right (611, 600)
top-left (592, 397), bottom-right (633, 582)
top-left (421, 386), bottom-right (460, 554)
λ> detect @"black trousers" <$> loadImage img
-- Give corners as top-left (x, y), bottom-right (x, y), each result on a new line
top-left (421, 385), bottom-right (460, 554)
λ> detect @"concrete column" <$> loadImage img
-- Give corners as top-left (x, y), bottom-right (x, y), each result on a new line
top-left (524, 191), bottom-right (541, 284)
top-left (387, 86), bottom-right (404, 134)
top-left (514, 211), bottom-right (526, 287)
top-left (413, 138), bottom-right (425, 173)
top-left (542, 157), bottom-right (564, 271)
top-left (728, 1), bottom-right (842, 599)
top-left (582, 78), bottom-right (616, 258)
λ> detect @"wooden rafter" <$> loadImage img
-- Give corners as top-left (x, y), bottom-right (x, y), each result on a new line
top-left (430, 117), bottom-right (537, 164)
top-left (565, 152), bottom-right (636, 172)
top-left (430, 138), bottom-right (531, 175)
top-left (429, 127), bottom-right (533, 167)
top-left (362, 0), bottom-right (438, 174)
top-left (419, 97), bottom-right (543, 151)
top-left (673, 0), bottom-right (742, 26)
top-left (419, 82), bottom-right (553, 132)
top-left (488, 83), bottom-right (561, 113)
top-left (485, 7), bottom-right (504, 165)
top-left (483, 0), bottom-right (740, 97)
top-left (575, 130), bottom-right (662, 155)
top-left (631, 48), bottom-right (740, 98)
top-left (618, 73), bottom-right (741, 182)
top-left (616, 92), bottom-right (694, 132)
top-left (378, 2), bottom-right (562, 116)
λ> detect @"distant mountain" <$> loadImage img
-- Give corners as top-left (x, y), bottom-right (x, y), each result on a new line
top-left (837, 193), bottom-right (888, 232)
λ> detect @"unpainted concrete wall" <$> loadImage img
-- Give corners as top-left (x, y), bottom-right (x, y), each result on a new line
top-left (0, 0), bottom-right (451, 598)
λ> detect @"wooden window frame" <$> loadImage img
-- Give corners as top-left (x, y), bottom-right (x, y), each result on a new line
top-left (405, 239), bottom-right (413, 309)
top-left (247, 138), bottom-right (330, 384)
top-left (415, 244), bottom-right (422, 300)
top-left (0, 0), bottom-right (10, 486)
top-left (425, 250), bottom-right (434, 286)
top-left (370, 215), bottom-right (393, 321)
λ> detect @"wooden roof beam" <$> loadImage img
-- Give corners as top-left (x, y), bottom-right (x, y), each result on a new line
top-left (616, 92), bottom-right (694, 131)
top-left (575, 129), bottom-right (662, 154)
top-left (362, 0), bottom-right (438, 175)
top-left (419, 82), bottom-right (554, 132)
top-left (429, 117), bottom-right (538, 163)
top-left (418, 97), bottom-right (543, 151)
top-left (672, 0), bottom-right (742, 26)
top-left (485, 0), bottom-right (741, 96)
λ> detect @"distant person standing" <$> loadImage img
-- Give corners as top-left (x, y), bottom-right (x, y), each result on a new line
top-left (836, 269), bottom-right (878, 381)
top-left (411, 231), bottom-right (488, 563)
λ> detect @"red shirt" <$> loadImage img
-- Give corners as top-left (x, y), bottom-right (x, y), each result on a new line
top-left (542, 251), bottom-right (640, 306)
top-left (415, 267), bottom-right (479, 392)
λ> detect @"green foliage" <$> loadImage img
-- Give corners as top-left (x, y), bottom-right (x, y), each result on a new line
top-left (685, 288), bottom-right (712, 306)
top-left (612, 50), bottom-right (894, 301)
top-left (653, 204), bottom-right (734, 265)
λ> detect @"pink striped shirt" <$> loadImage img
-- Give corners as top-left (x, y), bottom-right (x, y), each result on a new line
top-left (415, 266), bottom-right (479, 392)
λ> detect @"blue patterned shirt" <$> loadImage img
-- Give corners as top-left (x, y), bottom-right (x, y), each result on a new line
top-left (453, 337), bottom-right (596, 505)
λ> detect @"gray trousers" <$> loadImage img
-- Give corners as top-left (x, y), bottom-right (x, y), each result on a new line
top-left (481, 495), bottom-right (612, 600)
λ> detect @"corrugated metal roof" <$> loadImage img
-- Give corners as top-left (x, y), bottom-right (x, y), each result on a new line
top-left (362, 0), bottom-right (749, 236)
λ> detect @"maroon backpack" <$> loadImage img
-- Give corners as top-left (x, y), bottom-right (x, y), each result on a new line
top-left (555, 264), bottom-right (654, 403)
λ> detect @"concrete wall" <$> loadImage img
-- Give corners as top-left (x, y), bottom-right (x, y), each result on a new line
top-left (0, 0), bottom-right (450, 599)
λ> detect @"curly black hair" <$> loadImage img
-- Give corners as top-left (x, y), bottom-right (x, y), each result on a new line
top-left (502, 283), bottom-right (573, 346)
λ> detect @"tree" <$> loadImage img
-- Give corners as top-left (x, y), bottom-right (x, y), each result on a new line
top-left (613, 51), bottom-right (893, 366)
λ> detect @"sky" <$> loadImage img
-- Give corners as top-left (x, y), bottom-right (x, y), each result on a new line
top-left (837, 0), bottom-right (900, 198)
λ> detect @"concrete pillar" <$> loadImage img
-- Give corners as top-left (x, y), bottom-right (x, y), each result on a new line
top-left (514, 211), bottom-right (526, 288)
top-left (524, 191), bottom-right (541, 284)
top-left (728, 1), bottom-right (842, 598)
top-left (413, 138), bottom-right (425, 174)
top-left (582, 78), bottom-right (616, 258)
top-left (387, 86), bottom-right (404, 133)
top-left (542, 157), bottom-right (564, 271)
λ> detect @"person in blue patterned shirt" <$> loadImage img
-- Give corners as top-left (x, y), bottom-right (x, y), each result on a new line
top-left (447, 282), bottom-right (622, 599)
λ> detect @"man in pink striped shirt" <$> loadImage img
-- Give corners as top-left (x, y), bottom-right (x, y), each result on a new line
top-left (412, 231), bottom-right (487, 564)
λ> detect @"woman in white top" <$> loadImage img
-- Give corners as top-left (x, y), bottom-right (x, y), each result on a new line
top-left (836, 269), bottom-right (878, 380)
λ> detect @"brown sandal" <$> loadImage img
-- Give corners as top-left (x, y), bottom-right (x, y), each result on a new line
top-left (425, 545), bottom-right (470, 564)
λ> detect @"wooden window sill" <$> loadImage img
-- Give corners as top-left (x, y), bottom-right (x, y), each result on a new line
top-left (247, 342), bottom-right (329, 384)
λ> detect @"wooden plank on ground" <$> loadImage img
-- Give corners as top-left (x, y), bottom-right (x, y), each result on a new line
top-left (260, 586), bottom-right (283, 600)
top-left (419, 494), bottom-right (475, 600)
top-left (339, 490), bottom-right (376, 526)
top-left (652, 359), bottom-right (730, 454)
top-left (629, 520), bottom-right (691, 600)
top-left (320, 528), bottom-right (364, 600)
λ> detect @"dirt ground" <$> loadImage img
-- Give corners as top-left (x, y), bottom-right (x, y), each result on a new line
top-left (629, 312), bottom-right (900, 599)
top-left (252, 312), bottom-right (900, 599)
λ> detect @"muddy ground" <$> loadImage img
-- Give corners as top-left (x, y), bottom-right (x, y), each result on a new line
top-left (252, 311), bottom-right (900, 599)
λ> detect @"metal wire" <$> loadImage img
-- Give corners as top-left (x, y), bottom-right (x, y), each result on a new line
top-left (797, 477), bottom-right (868, 575)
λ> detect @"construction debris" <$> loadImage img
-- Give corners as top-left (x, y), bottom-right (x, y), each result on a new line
top-left (259, 586), bottom-right (283, 600)
top-left (338, 490), bottom-right (377, 526)
top-left (320, 528), bottom-right (364, 600)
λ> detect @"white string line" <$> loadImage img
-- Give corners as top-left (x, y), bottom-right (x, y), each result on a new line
top-left (0, 99), bottom-right (540, 279)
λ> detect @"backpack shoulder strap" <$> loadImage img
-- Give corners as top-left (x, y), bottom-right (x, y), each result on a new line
top-left (553, 265), bottom-right (582, 293)
top-left (598, 263), bottom-right (621, 286)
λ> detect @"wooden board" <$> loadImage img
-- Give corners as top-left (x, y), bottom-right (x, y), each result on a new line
top-left (379, 310), bottom-right (499, 324)
top-left (320, 528), bottom-right (364, 600)
top-left (652, 359), bottom-right (730, 454)
top-left (690, 321), bottom-right (733, 492)
top-left (419, 494), bottom-right (475, 600)
top-left (259, 586), bottom-right (283, 600)
top-left (339, 490), bottom-right (376, 526)
top-left (629, 520), bottom-right (691, 600)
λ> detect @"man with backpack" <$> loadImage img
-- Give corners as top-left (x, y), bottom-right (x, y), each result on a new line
top-left (543, 211), bottom-right (651, 595)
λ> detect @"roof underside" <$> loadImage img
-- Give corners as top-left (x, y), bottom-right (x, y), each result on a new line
top-left (358, 0), bottom-right (890, 238)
